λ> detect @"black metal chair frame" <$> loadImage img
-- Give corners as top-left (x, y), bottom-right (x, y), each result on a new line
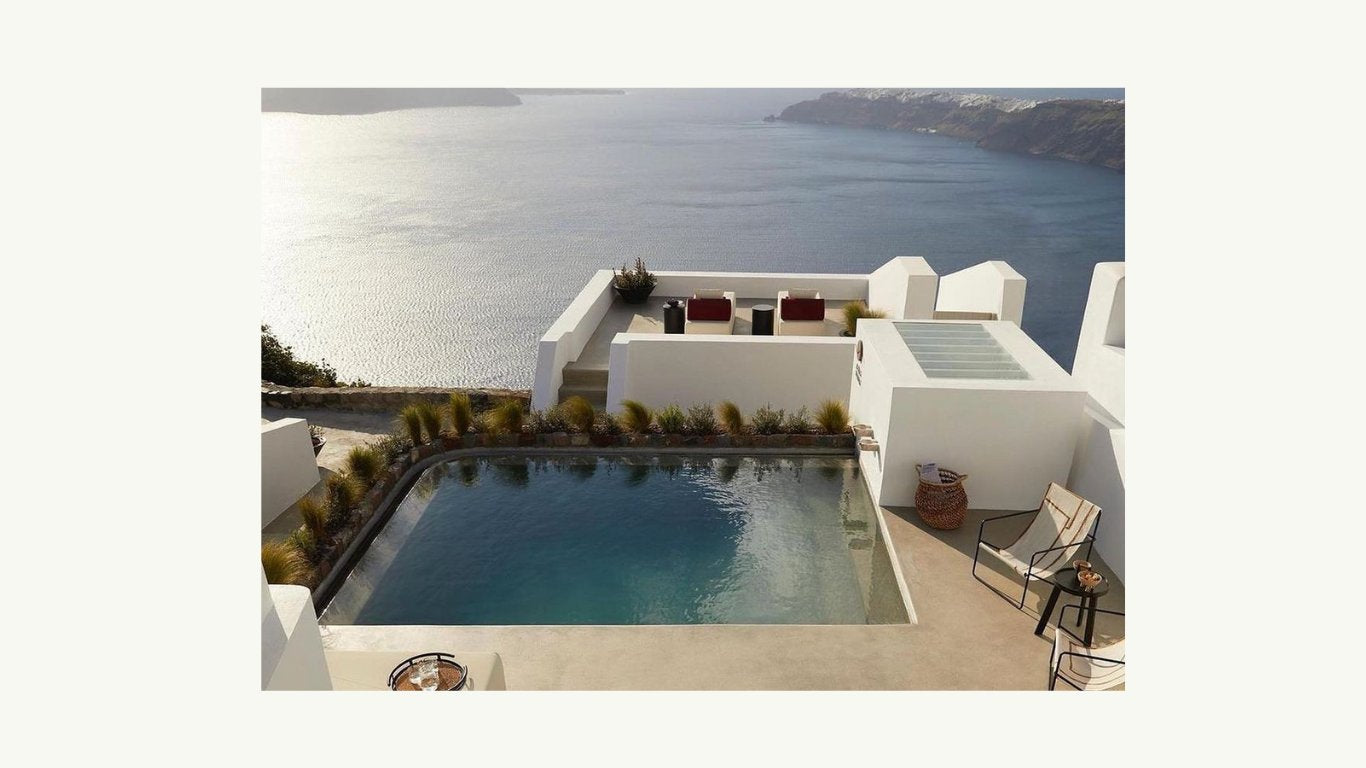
top-left (1049, 604), bottom-right (1125, 691)
top-left (971, 507), bottom-right (1102, 610)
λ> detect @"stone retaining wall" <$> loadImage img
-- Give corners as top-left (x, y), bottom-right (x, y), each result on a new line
top-left (261, 383), bottom-right (529, 413)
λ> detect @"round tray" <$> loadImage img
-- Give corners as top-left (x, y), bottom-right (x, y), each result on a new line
top-left (388, 653), bottom-right (469, 691)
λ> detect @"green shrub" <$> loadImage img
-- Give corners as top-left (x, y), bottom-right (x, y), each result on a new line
top-left (373, 432), bottom-right (408, 463)
top-left (782, 406), bottom-right (813, 434)
top-left (416, 401), bottom-right (443, 443)
top-left (816, 399), bottom-right (850, 434)
top-left (684, 403), bottom-right (719, 435)
top-left (471, 410), bottom-right (490, 434)
top-left (487, 399), bottom-right (526, 435)
top-left (717, 401), bottom-right (744, 434)
top-left (562, 396), bottom-right (596, 433)
top-left (530, 405), bottom-right (570, 433)
top-left (324, 473), bottom-right (358, 529)
top-left (399, 405), bottom-right (423, 446)
top-left (619, 400), bottom-right (653, 434)
top-left (449, 392), bottom-right (474, 434)
top-left (262, 539), bottom-right (306, 584)
top-left (288, 527), bottom-right (318, 560)
top-left (841, 301), bottom-right (887, 336)
top-left (593, 411), bottom-right (622, 436)
top-left (298, 496), bottom-right (329, 542)
top-left (346, 445), bottom-right (384, 486)
top-left (261, 324), bottom-right (368, 387)
top-left (656, 404), bottom-right (686, 433)
top-left (752, 404), bottom-right (785, 435)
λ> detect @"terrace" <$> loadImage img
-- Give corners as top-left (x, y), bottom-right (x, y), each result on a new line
top-left (262, 258), bottom-right (1126, 691)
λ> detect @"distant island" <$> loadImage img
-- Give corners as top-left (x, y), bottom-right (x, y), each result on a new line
top-left (261, 88), bottom-right (626, 115)
top-left (772, 89), bottom-right (1124, 171)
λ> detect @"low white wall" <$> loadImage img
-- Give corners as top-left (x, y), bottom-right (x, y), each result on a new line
top-left (1068, 406), bottom-right (1125, 582)
top-left (261, 418), bottom-right (320, 529)
top-left (262, 574), bottom-right (332, 690)
top-left (935, 261), bottom-right (1026, 325)
top-left (651, 270), bottom-right (869, 301)
top-left (531, 270), bottom-right (617, 410)
top-left (867, 257), bottom-right (938, 319)
top-left (605, 334), bottom-right (856, 413)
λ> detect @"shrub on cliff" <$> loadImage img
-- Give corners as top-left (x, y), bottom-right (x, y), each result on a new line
top-left (261, 324), bottom-right (369, 387)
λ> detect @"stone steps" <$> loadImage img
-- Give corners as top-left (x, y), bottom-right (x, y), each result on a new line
top-left (557, 386), bottom-right (608, 411)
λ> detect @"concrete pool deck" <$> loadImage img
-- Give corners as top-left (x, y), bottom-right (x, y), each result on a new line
top-left (321, 505), bottom-right (1124, 690)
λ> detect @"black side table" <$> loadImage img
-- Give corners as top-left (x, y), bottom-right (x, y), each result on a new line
top-left (1034, 567), bottom-right (1111, 646)
top-left (751, 304), bottom-right (775, 336)
top-left (662, 300), bottom-right (684, 334)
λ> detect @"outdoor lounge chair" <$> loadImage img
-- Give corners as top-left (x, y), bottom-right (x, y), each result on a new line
top-left (972, 482), bottom-right (1101, 609)
top-left (776, 289), bottom-right (826, 335)
top-left (1049, 604), bottom-right (1125, 690)
top-left (685, 289), bottom-right (736, 334)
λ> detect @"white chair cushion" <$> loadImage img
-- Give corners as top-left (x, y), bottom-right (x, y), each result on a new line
top-left (695, 288), bottom-right (726, 299)
top-left (1052, 631), bottom-right (1125, 690)
top-left (788, 288), bottom-right (819, 299)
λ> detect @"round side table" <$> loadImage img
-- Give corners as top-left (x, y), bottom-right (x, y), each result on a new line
top-left (1033, 567), bottom-right (1111, 646)
top-left (662, 300), bottom-right (685, 334)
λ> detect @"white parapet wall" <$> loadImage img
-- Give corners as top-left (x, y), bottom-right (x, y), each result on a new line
top-left (850, 319), bottom-right (1086, 511)
top-left (651, 270), bottom-right (869, 301)
top-left (935, 261), bottom-right (1026, 324)
top-left (261, 418), bottom-right (320, 529)
top-left (867, 257), bottom-right (939, 319)
top-left (262, 572), bottom-right (332, 690)
top-left (605, 334), bottom-right (857, 414)
top-left (1067, 262), bottom-right (1125, 581)
top-left (531, 270), bottom-right (617, 410)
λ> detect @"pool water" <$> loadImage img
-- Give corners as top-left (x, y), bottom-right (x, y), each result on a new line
top-left (321, 455), bottom-right (908, 625)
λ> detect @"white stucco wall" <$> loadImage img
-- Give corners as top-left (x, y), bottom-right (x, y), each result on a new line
top-left (1069, 406), bottom-right (1125, 582)
top-left (531, 270), bottom-right (617, 410)
top-left (605, 334), bottom-right (856, 413)
top-left (1067, 262), bottom-right (1126, 582)
top-left (650, 270), bottom-right (869, 301)
top-left (261, 418), bottom-right (320, 529)
top-left (262, 573), bottom-right (331, 690)
top-left (935, 261), bottom-right (1026, 325)
top-left (867, 257), bottom-right (938, 319)
top-left (850, 320), bottom-right (1085, 511)
top-left (1070, 263), bottom-right (1126, 423)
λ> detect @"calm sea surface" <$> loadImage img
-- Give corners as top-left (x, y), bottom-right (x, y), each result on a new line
top-left (262, 89), bottom-right (1124, 387)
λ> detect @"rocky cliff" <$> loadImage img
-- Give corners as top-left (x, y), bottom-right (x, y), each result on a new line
top-left (777, 89), bottom-right (1124, 171)
top-left (261, 88), bottom-right (522, 115)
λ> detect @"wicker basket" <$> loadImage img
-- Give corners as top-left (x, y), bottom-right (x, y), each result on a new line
top-left (914, 465), bottom-right (969, 530)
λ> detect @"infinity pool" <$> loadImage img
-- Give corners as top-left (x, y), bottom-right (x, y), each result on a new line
top-left (321, 455), bottom-right (908, 625)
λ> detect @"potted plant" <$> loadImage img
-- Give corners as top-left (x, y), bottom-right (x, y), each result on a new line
top-left (309, 424), bottom-right (326, 455)
top-left (613, 257), bottom-right (658, 304)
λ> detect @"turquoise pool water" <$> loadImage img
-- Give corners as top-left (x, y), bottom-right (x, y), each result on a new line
top-left (321, 455), bottom-right (908, 625)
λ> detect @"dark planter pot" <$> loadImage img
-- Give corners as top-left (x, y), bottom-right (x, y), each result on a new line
top-left (615, 285), bottom-right (655, 304)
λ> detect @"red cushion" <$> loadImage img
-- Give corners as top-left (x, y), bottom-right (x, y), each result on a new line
top-left (687, 297), bottom-right (732, 322)
top-left (781, 297), bottom-right (825, 321)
